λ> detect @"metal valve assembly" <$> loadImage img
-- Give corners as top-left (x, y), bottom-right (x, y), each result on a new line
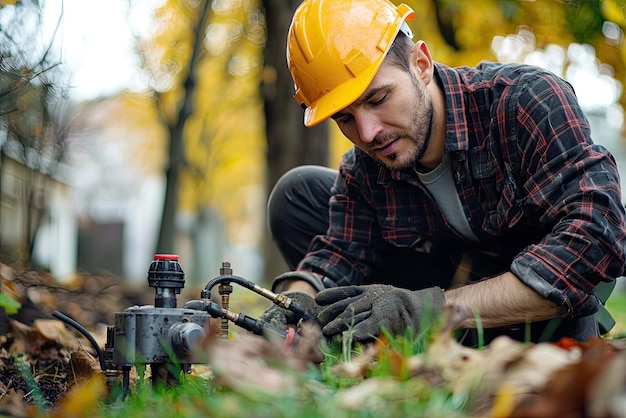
top-left (52, 254), bottom-right (313, 399)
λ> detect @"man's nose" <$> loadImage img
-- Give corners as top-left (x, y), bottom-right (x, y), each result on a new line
top-left (354, 113), bottom-right (383, 144)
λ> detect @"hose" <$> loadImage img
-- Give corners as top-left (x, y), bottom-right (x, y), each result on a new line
top-left (201, 274), bottom-right (256, 298)
top-left (181, 299), bottom-right (301, 347)
top-left (201, 274), bottom-right (314, 320)
top-left (52, 310), bottom-right (106, 372)
top-left (120, 367), bottom-right (130, 401)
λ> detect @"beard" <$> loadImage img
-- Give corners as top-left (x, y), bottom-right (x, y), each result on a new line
top-left (366, 72), bottom-right (434, 170)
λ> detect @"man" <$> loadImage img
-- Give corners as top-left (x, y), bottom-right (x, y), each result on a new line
top-left (260, 0), bottom-right (626, 346)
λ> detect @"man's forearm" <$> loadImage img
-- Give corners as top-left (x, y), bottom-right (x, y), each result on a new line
top-left (276, 271), bottom-right (567, 329)
top-left (275, 278), bottom-right (319, 297)
top-left (444, 271), bottom-right (567, 328)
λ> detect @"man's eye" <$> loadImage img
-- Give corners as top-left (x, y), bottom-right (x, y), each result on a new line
top-left (335, 114), bottom-right (353, 124)
top-left (371, 95), bottom-right (387, 105)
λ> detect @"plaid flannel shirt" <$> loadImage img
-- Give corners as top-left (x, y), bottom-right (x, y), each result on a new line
top-left (299, 61), bottom-right (626, 318)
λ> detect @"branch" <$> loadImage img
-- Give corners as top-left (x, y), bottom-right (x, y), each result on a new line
top-left (40, 0), bottom-right (64, 65)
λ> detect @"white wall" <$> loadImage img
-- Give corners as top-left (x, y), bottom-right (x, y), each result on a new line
top-left (33, 179), bottom-right (77, 281)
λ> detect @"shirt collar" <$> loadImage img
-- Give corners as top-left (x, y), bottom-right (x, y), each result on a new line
top-left (433, 62), bottom-right (470, 154)
top-left (383, 63), bottom-right (469, 183)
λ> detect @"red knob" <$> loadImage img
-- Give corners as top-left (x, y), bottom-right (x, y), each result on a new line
top-left (153, 254), bottom-right (179, 261)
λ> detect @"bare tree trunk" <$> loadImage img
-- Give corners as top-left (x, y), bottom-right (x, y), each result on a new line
top-left (155, 0), bottom-right (212, 254)
top-left (22, 170), bottom-right (45, 267)
top-left (261, 0), bottom-right (330, 282)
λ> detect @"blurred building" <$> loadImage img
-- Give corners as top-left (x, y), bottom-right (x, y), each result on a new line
top-left (0, 154), bottom-right (77, 280)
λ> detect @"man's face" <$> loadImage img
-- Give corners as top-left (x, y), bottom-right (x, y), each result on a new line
top-left (332, 60), bottom-right (433, 170)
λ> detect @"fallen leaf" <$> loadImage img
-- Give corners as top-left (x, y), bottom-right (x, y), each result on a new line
top-left (66, 347), bottom-right (102, 390)
top-left (50, 376), bottom-right (105, 418)
top-left (205, 333), bottom-right (295, 394)
top-left (0, 389), bottom-right (30, 418)
top-left (0, 293), bottom-right (21, 315)
top-left (587, 348), bottom-right (626, 417)
top-left (335, 377), bottom-right (400, 410)
top-left (32, 319), bottom-right (80, 349)
top-left (200, 319), bottom-right (314, 395)
top-left (507, 338), bottom-right (624, 417)
top-left (332, 343), bottom-right (380, 379)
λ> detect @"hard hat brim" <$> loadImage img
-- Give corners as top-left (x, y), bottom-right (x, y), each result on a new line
top-left (301, 4), bottom-right (415, 128)
top-left (303, 61), bottom-right (381, 128)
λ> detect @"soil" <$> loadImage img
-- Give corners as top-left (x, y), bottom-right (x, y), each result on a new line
top-left (0, 263), bottom-right (153, 416)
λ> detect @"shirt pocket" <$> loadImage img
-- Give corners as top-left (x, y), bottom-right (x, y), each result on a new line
top-left (378, 214), bottom-right (434, 253)
top-left (469, 148), bottom-right (525, 234)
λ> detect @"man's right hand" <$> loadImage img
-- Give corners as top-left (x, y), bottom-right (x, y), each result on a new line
top-left (258, 291), bottom-right (322, 330)
top-left (316, 284), bottom-right (445, 341)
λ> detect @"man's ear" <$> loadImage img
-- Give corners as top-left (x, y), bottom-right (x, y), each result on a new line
top-left (411, 40), bottom-right (434, 84)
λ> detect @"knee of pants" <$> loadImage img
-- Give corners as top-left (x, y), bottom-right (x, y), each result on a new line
top-left (267, 166), bottom-right (337, 269)
top-left (267, 165), bottom-right (336, 240)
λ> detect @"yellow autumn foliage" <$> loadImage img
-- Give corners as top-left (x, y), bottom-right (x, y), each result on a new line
top-left (116, 0), bottom-right (626, 246)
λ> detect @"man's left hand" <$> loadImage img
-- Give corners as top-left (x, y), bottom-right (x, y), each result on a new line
top-left (315, 284), bottom-right (445, 341)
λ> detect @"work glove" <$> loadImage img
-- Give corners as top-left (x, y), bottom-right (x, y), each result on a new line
top-left (316, 284), bottom-right (445, 342)
top-left (258, 291), bottom-right (322, 331)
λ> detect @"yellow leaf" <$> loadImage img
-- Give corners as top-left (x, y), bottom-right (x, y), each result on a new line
top-left (51, 376), bottom-right (106, 418)
top-left (490, 381), bottom-right (519, 418)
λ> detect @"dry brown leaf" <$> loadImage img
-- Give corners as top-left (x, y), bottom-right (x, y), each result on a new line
top-left (7, 319), bottom-right (32, 355)
top-left (484, 340), bottom-right (581, 417)
top-left (332, 342), bottom-right (381, 379)
top-left (470, 336), bottom-right (528, 415)
top-left (200, 319), bottom-right (321, 394)
top-left (1, 281), bottom-right (25, 304)
top-left (204, 332), bottom-right (295, 393)
top-left (387, 347), bottom-right (406, 378)
top-left (506, 338), bottom-right (624, 417)
top-left (416, 326), bottom-right (487, 394)
top-left (335, 377), bottom-right (400, 410)
top-left (0, 262), bottom-right (15, 282)
top-left (0, 389), bottom-right (30, 418)
top-left (501, 343), bottom-right (579, 395)
top-left (587, 349), bottom-right (626, 417)
top-left (66, 347), bottom-right (102, 390)
top-left (32, 319), bottom-right (81, 349)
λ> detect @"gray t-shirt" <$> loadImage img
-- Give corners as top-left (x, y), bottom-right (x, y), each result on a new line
top-left (417, 153), bottom-right (478, 242)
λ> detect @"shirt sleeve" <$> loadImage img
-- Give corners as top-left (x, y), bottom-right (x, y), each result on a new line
top-left (298, 148), bottom-right (387, 286)
top-left (508, 72), bottom-right (626, 318)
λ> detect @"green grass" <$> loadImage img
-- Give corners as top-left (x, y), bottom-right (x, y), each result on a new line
top-left (89, 339), bottom-right (470, 418)
top-left (35, 290), bottom-right (625, 418)
top-left (82, 328), bottom-right (474, 418)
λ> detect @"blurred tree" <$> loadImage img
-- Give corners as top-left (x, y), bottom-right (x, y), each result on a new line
top-left (126, 0), bottom-right (626, 281)
top-left (401, 0), bottom-right (625, 108)
top-left (0, 0), bottom-right (71, 267)
top-left (136, 0), bottom-right (268, 280)
top-left (148, 0), bottom-right (212, 255)
top-left (327, 0), bottom-right (626, 163)
top-left (260, 0), bottom-right (329, 279)
top-left (2, 0), bottom-right (624, 285)
top-left (136, 0), bottom-right (327, 280)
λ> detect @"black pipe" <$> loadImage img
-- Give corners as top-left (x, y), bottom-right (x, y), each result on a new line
top-left (182, 299), bottom-right (301, 347)
top-left (200, 275), bottom-right (314, 320)
top-left (120, 367), bottom-right (130, 401)
top-left (201, 274), bottom-right (256, 298)
top-left (52, 311), bottom-right (106, 372)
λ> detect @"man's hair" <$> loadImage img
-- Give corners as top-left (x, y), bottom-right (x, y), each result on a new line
top-left (385, 32), bottom-right (414, 71)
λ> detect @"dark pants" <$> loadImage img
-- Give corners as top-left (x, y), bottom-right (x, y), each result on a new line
top-left (268, 165), bottom-right (600, 345)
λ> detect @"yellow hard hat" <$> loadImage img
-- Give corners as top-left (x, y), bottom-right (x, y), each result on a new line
top-left (287, 0), bottom-right (415, 127)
